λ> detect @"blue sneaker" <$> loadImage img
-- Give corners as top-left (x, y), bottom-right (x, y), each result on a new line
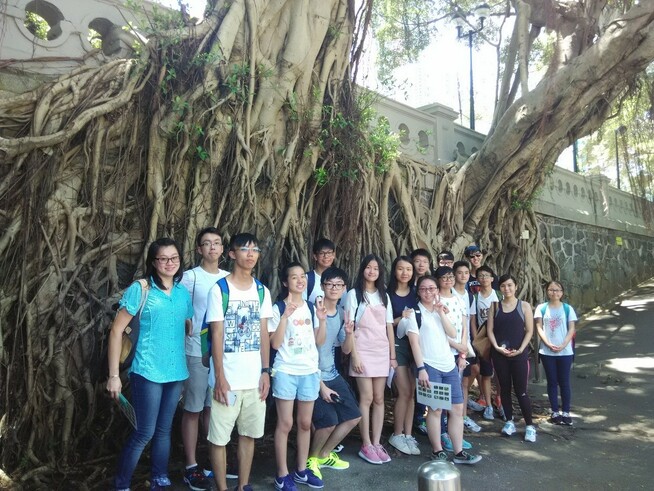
top-left (293, 468), bottom-right (324, 489)
top-left (275, 474), bottom-right (298, 491)
top-left (441, 433), bottom-right (472, 451)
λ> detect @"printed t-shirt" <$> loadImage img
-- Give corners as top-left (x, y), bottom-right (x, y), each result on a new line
top-left (440, 292), bottom-right (468, 355)
top-left (181, 266), bottom-right (229, 356)
top-left (476, 289), bottom-right (500, 326)
top-left (534, 303), bottom-right (578, 357)
top-left (269, 301), bottom-right (320, 375)
top-left (205, 278), bottom-right (273, 390)
top-left (119, 279), bottom-right (192, 383)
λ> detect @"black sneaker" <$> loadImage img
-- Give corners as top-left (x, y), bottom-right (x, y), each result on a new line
top-left (561, 414), bottom-right (573, 426)
top-left (453, 451), bottom-right (482, 465)
top-left (430, 450), bottom-right (449, 461)
top-left (184, 465), bottom-right (212, 491)
top-left (550, 413), bottom-right (563, 425)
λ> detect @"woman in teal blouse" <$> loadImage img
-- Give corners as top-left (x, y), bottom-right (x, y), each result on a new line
top-left (107, 237), bottom-right (193, 490)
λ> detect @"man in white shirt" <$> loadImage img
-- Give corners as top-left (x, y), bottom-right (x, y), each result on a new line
top-left (180, 227), bottom-right (229, 490)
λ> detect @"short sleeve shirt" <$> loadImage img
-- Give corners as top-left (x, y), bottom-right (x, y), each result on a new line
top-left (405, 304), bottom-right (456, 372)
top-left (205, 278), bottom-right (273, 390)
top-left (269, 302), bottom-right (320, 375)
top-left (535, 302), bottom-right (577, 356)
top-left (119, 279), bottom-right (192, 383)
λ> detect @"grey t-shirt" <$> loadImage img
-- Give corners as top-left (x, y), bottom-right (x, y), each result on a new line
top-left (317, 307), bottom-right (345, 382)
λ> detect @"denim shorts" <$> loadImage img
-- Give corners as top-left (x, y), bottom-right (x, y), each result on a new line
top-left (424, 364), bottom-right (464, 404)
top-left (312, 375), bottom-right (361, 430)
top-left (272, 371), bottom-right (320, 402)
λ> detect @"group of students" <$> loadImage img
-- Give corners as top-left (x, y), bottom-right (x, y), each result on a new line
top-left (106, 230), bottom-right (578, 491)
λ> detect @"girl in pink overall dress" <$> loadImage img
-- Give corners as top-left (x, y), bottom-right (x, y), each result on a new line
top-left (345, 254), bottom-right (397, 465)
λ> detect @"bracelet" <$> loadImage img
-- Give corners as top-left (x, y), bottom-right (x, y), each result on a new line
top-left (417, 366), bottom-right (426, 372)
top-left (390, 358), bottom-right (396, 360)
top-left (109, 375), bottom-right (119, 379)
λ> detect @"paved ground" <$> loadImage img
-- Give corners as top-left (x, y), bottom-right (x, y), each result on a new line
top-left (119, 279), bottom-right (654, 490)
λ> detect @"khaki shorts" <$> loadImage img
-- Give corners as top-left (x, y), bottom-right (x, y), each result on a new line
top-left (207, 388), bottom-right (266, 446)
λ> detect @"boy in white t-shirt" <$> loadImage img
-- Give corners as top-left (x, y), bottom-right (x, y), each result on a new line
top-left (205, 233), bottom-right (273, 491)
top-left (180, 227), bottom-right (229, 490)
top-left (304, 238), bottom-right (336, 303)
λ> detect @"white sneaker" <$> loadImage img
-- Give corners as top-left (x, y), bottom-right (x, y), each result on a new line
top-left (405, 435), bottom-right (421, 455)
top-left (388, 433), bottom-right (413, 455)
top-left (463, 416), bottom-right (481, 433)
top-left (525, 425), bottom-right (537, 442)
top-left (483, 405), bottom-right (494, 420)
top-left (502, 420), bottom-right (516, 436)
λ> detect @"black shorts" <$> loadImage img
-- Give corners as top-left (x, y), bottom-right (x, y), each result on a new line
top-left (479, 357), bottom-right (494, 377)
top-left (462, 356), bottom-right (478, 377)
top-left (394, 335), bottom-right (413, 367)
top-left (312, 376), bottom-right (361, 430)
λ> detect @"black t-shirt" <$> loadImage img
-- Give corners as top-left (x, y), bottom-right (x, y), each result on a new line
top-left (388, 288), bottom-right (418, 335)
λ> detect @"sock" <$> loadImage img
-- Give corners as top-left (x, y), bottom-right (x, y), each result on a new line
top-left (185, 463), bottom-right (198, 470)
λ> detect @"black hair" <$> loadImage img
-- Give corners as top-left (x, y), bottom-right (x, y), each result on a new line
top-left (277, 261), bottom-right (305, 301)
top-left (321, 266), bottom-right (348, 286)
top-left (416, 275), bottom-right (438, 301)
top-left (476, 264), bottom-right (495, 277)
top-left (144, 237), bottom-right (184, 290)
top-left (229, 232), bottom-right (259, 250)
top-left (387, 256), bottom-right (415, 293)
top-left (312, 237), bottom-right (336, 254)
top-left (453, 260), bottom-right (470, 272)
top-left (195, 227), bottom-right (222, 246)
top-left (498, 273), bottom-right (517, 287)
top-left (354, 254), bottom-right (387, 307)
top-left (434, 266), bottom-right (454, 279)
top-left (546, 280), bottom-right (564, 295)
top-left (410, 248), bottom-right (432, 262)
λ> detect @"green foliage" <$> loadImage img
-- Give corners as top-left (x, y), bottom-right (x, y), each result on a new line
top-left (313, 88), bottom-right (400, 186)
top-left (510, 189), bottom-right (537, 210)
top-left (223, 63), bottom-right (251, 101)
top-left (88, 28), bottom-right (102, 50)
top-left (24, 11), bottom-right (49, 40)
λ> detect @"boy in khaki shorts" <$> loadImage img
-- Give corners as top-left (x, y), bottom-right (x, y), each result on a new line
top-left (205, 233), bottom-right (273, 491)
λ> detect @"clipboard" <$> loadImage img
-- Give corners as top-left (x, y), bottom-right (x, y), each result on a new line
top-left (117, 393), bottom-right (138, 429)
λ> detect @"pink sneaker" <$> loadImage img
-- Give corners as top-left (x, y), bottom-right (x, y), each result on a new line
top-left (358, 444), bottom-right (382, 464)
top-left (374, 444), bottom-right (392, 463)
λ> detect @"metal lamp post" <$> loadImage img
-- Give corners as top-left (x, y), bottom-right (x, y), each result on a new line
top-left (614, 125), bottom-right (627, 190)
top-left (454, 3), bottom-right (490, 131)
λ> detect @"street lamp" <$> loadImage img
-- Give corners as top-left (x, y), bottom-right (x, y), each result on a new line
top-left (454, 3), bottom-right (490, 131)
top-left (614, 125), bottom-right (627, 190)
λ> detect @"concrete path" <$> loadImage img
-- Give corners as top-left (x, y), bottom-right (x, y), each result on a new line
top-left (153, 279), bottom-right (654, 490)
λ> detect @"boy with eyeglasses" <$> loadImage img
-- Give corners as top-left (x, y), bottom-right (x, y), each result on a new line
top-left (304, 238), bottom-right (337, 303)
top-left (306, 267), bottom-right (361, 482)
top-left (180, 227), bottom-right (229, 490)
top-left (205, 233), bottom-right (273, 491)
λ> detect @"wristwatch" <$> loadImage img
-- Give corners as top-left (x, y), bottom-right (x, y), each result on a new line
top-left (261, 367), bottom-right (272, 375)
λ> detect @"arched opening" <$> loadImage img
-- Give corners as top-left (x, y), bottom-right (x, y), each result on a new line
top-left (24, 1), bottom-right (64, 41)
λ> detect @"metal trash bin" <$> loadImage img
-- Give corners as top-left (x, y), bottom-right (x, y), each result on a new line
top-left (417, 461), bottom-right (461, 491)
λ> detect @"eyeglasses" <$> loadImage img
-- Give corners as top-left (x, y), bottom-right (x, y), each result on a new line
top-left (438, 275), bottom-right (455, 280)
top-left (469, 253), bottom-right (483, 259)
top-left (317, 250), bottom-right (335, 257)
top-left (200, 240), bottom-right (223, 248)
top-left (155, 256), bottom-right (180, 264)
top-left (418, 287), bottom-right (437, 293)
top-left (322, 282), bottom-right (345, 290)
top-left (547, 289), bottom-right (562, 293)
top-left (238, 247), bottom-right (262, 254)
top-left (477, 274), bottom-right (492, 279)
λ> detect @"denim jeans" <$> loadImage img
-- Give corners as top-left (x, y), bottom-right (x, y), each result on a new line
top-left (114, 373), bottom-right (184, 489)
top-left (540, 354), bottom-right (574, 413)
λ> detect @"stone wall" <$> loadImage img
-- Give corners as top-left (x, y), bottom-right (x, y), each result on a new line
top-left (539, 215), bottom-right (654, 313)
